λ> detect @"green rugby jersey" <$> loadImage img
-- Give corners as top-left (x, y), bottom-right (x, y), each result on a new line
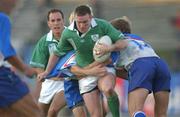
top-left (54, 18), bottom-right (124, 67)
top-left (30, 31), bottom-right (59, 69)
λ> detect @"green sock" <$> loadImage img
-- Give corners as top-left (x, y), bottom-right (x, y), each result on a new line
top-left (107, 93), bottom-right (120, 117)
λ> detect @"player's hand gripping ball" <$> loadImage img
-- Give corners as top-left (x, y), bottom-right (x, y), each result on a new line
top-left (93, 35), bottom-right (112, 62)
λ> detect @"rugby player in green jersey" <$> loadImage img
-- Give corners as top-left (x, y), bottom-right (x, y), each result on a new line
top-left (30, 9), bottom-right (86, 117)
top-left (38, 5), bottom-right (126, 117)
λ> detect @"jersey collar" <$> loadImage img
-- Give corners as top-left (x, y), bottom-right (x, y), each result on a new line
top-left (46, 26), bottom-right (66, 42)
top-left (46, 30), bottom-right (58, 42)
top-left (68, 18), bottom-right (97, 31)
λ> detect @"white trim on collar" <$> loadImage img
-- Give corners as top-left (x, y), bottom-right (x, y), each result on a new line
top-left (68, 18), bottom-right (97, 31)
top-left (91, 18), bottom-right (97, 27)
top-left (46, 30), bottom-right (57, 42)
top-left (46, 26), bottom-right (66, 42)
top-left (46, 30), bottom-right (53, 41)
top-left (68, 21), bottom-right (75, 30)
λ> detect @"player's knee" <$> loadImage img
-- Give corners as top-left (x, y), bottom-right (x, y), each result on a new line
top-left (48, 108), bottom-right (59, 117)
top-left (133, 111), bottom-right (146, 117)
top-left (102, 87), bottom-right (114, 96)
top-left (89, 110), bottom-right (102, 117)
top-left (155, 110), bottom-right (167, 117)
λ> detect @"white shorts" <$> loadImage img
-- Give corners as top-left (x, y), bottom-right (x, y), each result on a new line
top-left (38, 79), bottom-right (64, 104)
top-left (79, 67), bottom-right (115, 94)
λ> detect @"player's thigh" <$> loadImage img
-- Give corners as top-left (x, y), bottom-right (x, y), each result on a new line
top-left (154, 91), bottom-right (169, 116)
top-left (98, 67), bottom-right (116, 89)
top-left (10, 93), bottom-right (41, 117)
top-left (0, 108), bottom-right (20, 117)
top-left (38, 102), bottom-right (49, 116)
top-left (82, 89), bottom-right (102, 117)
top-left (49, 91), bottom-right (66, 111)
top-left (128, 88), bottom-right (149, 116)
top-left (98, 73), bottom-right (116, 93)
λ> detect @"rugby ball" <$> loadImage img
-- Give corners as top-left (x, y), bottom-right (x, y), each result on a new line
top-left (93, 35), bottom-right (112, 62)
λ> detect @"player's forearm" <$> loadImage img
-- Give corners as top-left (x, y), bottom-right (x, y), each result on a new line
top-left (33, 68), bottom-right (44, 74)
top-left (45, 54), bottom-right (59, 73)
top-left (71, 66), bottom-right (87, 78)
top-left (7, 56), bottom-right (27, 73)
top-left (70, 62), bottom-right (100, 77)
top-left (110, 40), bottom-right (128, 52)
top-left (84, 61), bottom-right (99, 69)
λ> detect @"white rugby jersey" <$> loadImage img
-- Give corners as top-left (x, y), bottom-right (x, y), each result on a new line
top-left (115, 39), bottom-right (159, 70)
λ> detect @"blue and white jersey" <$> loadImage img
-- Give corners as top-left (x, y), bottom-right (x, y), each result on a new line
top-left (46, 50), bottom-right (119, 79)
top-left (0, 13), bottom-right (16, 67)
top-left (46, 50), bottom-right (76, 79)
top-left (115, 38), bottom-right (159, 70)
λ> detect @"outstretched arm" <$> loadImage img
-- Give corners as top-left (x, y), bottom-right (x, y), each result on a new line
top-left (37, 53), bottom-right (59, 81)
top-left (95, 39), bottom-right (128, 56)
top-left (7, 56), bottom-right (36, 78)
top-left (70, 61), bottom-right (109, 79)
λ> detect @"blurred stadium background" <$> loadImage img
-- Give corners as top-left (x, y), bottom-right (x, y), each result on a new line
top-left (2, 0), bottom-right (180, 116)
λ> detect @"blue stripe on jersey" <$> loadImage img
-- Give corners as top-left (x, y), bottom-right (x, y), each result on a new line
top-left (46, 50), bottom-right (76, 79)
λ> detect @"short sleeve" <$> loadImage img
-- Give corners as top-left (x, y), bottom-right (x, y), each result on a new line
top-left (54, 29), bottom-right (73, 56)
top-left (0, 13), bottom-right (16, 59)
top-left (30, 37), bottom-right (49, 69)
top-left (102, 20), bottom-right (125, 43)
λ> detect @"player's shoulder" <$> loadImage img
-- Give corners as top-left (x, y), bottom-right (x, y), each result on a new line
top-left (62, 28), bottom-right (70, 33)
top-left (61, 27), bottom-right (75, 39)
top-left (37, 34), bottom-right (47, 42)
top-left (0, 13), bottom-right (9, 20)
top-left (94, 18), bottom-right (112, 30)
top-left (94, 18), bottom-right (109, 25)
top-left (0, 12), bottom-right (10, 24)
top-left (64, 27), bottom-right (73, 33)
top-left (35, 34), bottom-right (49, 46)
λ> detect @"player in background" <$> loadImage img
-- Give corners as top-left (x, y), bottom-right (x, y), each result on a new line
top-left (30, 9), bottom-right (86, 117)
top-left (0, 0), bottom-right (43, 116)
top-left (96, 16), bottom-right (171, 117)
top-left (30, 9), bottom-right (66, 117)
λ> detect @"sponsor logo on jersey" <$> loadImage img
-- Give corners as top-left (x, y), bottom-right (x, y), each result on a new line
top-left (91, 34), bottom-right (99, 42)
top-left (48, 43), bottom-right (56, 54)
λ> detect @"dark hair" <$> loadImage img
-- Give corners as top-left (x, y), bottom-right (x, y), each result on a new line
top-left (74, 5), bottom-right (91, 16)
top-left (110, 18), bottom-right (131, 33)
top-left (47, 9), bottom-right (64, 21)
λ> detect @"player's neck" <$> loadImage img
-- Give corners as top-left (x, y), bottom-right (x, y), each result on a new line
top-left (54, 33), bottom-right (61, 40)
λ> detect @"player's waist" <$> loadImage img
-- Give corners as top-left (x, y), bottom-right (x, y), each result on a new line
top-left (0, 61), bottom-right (11, 68)
top-left (45, 77), bottom-right (64, 81)
top-left (116, 55), bottom-right (159, 71)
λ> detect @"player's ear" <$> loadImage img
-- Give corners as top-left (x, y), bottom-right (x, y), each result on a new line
top-left (47, 21), bottom-right (50, 27)
top-left (89, 14), bottom-right (93, 19)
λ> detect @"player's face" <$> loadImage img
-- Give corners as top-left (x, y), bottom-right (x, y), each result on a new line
top-left (75, 14), bottom-right (92, 33)
top-left (48, 12), bottom-right (64, 36)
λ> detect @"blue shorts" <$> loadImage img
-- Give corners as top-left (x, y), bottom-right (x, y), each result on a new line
top-left (0, 67), bottom-right (29, 108)
top-left (64, 79), bottom-right (83, 109)
top-left (128, 57), bottom-right (171, 93)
